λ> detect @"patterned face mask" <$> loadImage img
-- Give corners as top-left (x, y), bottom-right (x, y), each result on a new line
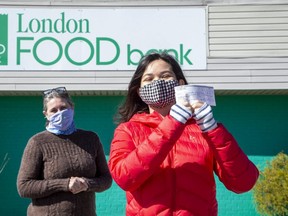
top-left (139, 79), bottom-right (178, 108)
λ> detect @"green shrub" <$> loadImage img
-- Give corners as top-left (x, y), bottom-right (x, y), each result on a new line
top-left (252, 152), bottom-right (288, 216)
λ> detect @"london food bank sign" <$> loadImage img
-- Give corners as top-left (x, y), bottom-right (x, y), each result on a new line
top-left (0, 7), bottom-right (206, 70)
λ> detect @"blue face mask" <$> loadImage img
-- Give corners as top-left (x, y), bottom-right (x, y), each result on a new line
top-left (46, 109), bottom-right (76, 135)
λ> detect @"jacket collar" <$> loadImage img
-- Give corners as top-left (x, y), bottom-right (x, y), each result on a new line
top-left (129, 111), bottom-right (163, 128)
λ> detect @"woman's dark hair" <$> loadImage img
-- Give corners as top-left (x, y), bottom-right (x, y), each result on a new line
top-left (115, 51), bottom-right (188, 124)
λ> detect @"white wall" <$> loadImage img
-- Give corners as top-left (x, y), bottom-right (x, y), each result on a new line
top-left (0, 0), bottom-right (288, 95)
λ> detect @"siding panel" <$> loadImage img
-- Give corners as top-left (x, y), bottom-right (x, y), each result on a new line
top-left (208, 4), bottom-right (288, 57)
top-left (210, 24), bottom-right (288, 31)
top-left (209, 17), bottom-right (288, 25)
top-left (210, 31), bottom-right (288, 37)
top-left (209, 37), bottom-right (288, 44)
top-left (209, 5), bottom-right (288, 12)
top-left (209, 50), bottom-right (288, 56)
top-left (209, 11), bottom-right (288, 18)
top-left (187, 56), bottom-right (288, 92)
top-left (210, 44), bottom-right (288, 50)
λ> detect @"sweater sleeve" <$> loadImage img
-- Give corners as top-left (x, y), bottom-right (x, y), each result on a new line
top-left (17, 137), bottom-right (70, 199)
top-left (84, 135), bottom-right (112, 193)
top-left (108, 115), bottom-right (185, 191)
top-left (203, 124), bottom-right (259, 193)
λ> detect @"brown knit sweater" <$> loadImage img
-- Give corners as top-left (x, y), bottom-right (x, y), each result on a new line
top-left (17, 129), bottom-right (112, 216)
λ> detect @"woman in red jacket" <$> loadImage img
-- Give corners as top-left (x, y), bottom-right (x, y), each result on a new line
top-left (109, 52), bottom-right (259, 216)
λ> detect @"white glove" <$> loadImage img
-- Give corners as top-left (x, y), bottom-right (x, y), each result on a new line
top-left (193, 103), bottom-right (217, 132)
top-left (170, 103), bottom-right (193, 124)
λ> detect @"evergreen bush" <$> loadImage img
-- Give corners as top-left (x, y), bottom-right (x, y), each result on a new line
top-left (252, 152), bottom-right (288, 216)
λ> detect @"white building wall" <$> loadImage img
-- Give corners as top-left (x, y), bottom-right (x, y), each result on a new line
top-left (188, 2), bottom-right (288, 94)
top-left (0, 0), bottom-right (288, 95)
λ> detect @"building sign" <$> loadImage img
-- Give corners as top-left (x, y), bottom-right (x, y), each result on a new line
top-left (0, 7), bottom-right (207, 70)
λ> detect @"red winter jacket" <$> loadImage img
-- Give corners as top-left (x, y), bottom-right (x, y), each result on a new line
top-left (109, 111), bottom-right (259, 216)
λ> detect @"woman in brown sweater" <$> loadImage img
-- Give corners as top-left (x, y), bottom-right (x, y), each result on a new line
top-left (17, 87), bottom-right (112, 216)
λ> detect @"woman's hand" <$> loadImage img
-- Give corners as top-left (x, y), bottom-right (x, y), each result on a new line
top-left (189, 100), bottom-right (204, 112)
top-left (69, 177), bottom-right (88, 194)
top-left (179, 98), bottom-right (204, 113)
